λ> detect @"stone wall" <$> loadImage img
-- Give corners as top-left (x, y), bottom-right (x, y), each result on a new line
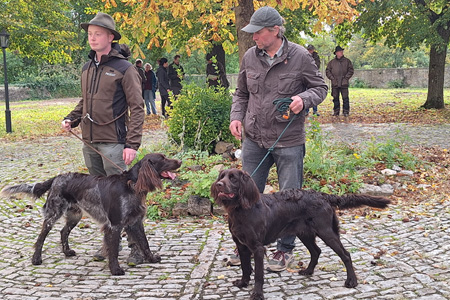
top-left (352, 67), bottom-right (431, 88)
top-left (2, 66), bottom-right (450, 102)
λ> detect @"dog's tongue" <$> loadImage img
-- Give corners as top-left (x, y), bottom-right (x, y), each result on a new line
top-left (161, 171), bottom-right (176, 180)
top-left (219, 192), bottom-right (235, 198)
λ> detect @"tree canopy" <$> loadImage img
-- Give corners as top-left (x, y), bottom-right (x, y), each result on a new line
top-left (114, 0), bottom-right (362, 59)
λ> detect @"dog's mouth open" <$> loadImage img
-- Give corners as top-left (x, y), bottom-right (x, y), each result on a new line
top-left (160, 171), bottom-right (177, 180)
top-left (218, 191), bottom-right (235, 199)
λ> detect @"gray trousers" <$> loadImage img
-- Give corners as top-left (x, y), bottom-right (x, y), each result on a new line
top-left (242, 138), bottom-right (305, 253)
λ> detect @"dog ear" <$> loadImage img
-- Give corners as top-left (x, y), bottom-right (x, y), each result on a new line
top-left (239, 171), bottom-right (260, 209)
top-left (210, 170), bottom-right (223, 205)
top-left (135, 159), bottom-right (162, 194)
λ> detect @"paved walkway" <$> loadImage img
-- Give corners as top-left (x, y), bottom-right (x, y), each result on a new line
top-left (0, 126), bottom-right (449, 299)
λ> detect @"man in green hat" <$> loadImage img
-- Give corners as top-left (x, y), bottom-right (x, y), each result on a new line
top-left (61, 12), bottom-right (145, 266)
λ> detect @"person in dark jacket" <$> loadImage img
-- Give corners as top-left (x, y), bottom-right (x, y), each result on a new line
top-left (156, 58), bottom-right (171, 117)
top-left (61, 12), bottom-right (145, 266)
top-left (168, 54), bottom-right (184, 97)
top-left (306, 44), bottom-right (321, 116)
top-left (229, 6), bottom-right (327, 272)
top-left (143, 63), bottom-right (158, 115)
top-left (206, 53), bottom-right (229, 89)
top-left (326, 46), bottom-right (354, 116)
top-left (135, 59), bottom-right (146, 96)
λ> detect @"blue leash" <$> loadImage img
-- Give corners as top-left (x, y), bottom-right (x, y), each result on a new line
top-left (250, 98), bottom-right (298, 177)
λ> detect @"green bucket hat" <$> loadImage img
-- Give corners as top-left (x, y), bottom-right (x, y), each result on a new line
top-left (81, 12), bottom-right (121, 41)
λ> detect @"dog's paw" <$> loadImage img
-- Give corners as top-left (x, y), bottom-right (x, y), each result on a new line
top-left (31, 254), bottom-right (42, 265)
top-left (110, 267), bottom-right (125, 276)
top-left (299, 268), bottom-right (314, 276)
top-left (345, 277), bottom-right (358, 288)
top-left (64, 249), bottom-right (76, 257)
top-left (232, 279), bottom-right (249, 288)
top-left (250, 290), bottom-right (265, 300)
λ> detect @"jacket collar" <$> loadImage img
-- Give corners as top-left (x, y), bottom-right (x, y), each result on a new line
top-left (88, 46), bottom-right (124, 65)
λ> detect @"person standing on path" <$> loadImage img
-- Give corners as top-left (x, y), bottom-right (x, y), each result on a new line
top-left (143, 63), bottom-right (158, 115)
top-left (229, 6), bottom-right (328, 272)
top-left (156, 57), bottom-right (172, 117)
top-left (326, 46), bottom-right (354, 117)
top-left (135, 59), bottom-right (146, 97)
top-left (61, 12), bottom-right (145, 265)
top-left (306, 44), bottom-right (321, 116)
top-left (168, 54), bottom-right (184, 97)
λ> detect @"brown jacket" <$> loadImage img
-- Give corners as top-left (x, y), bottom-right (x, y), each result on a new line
top-left (65, 46), bottom-right (145, 150)
top-left (231, 37), bottom-right (328, 148)
top-left (325, 56), bottom-right (354, 88)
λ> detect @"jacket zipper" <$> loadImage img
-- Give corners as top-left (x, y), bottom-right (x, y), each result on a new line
top-left (88, 62), bottom-right (100, 143)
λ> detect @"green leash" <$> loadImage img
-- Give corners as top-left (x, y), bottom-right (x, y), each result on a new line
top-left (250, 98), bottom-right (298, 178)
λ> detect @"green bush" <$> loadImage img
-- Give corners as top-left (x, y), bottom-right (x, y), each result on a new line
top-left (166, 84), bottom-right (237, 153)
top-left (351, 77), bottom-right (369, 88)
top-left (387, 79), bottom-right (408, 88)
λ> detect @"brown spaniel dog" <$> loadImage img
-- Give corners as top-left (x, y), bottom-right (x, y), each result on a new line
top-left (211, 168), bottom-right (390, 300)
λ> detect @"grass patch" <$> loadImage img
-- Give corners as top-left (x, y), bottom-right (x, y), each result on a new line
top-left (0, 99), bottom-right (75, 140)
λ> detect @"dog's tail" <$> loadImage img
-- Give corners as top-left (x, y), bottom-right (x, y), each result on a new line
top-left (324, 193), bottom-right (390, 210)
top-left (0, 177), bottom-right (55, 199)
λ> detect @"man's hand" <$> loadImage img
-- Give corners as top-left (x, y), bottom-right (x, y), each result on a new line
top-left (61, 119), bottom-right (72, 131)
top-left (289, 95), bottom-right (304, 114)
top-left (229, 120), bottom-right (242, 140)
top-left (123, 148), bottom-right (137, 165)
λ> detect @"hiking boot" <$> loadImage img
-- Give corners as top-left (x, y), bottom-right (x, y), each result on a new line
top-left (228, 248), bottom-right (241, 266)
top-left (93, 244), bottom-right (122, 261)
top-left (332, 110), bottom-right (340, 116)
top-left (267, 250), bottom-right (293, 272)
top-left (93, 249), bottom-right (106, 261)
top-left (343, 110), bottom-right (349, 117)
top-left (126, 246), bottom-right (145, 266)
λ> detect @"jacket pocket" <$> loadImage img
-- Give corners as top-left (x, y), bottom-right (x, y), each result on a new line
top-left (247, 72), bottom-right (260, 94)
top-left (278, 73), bottom-right (302, 95)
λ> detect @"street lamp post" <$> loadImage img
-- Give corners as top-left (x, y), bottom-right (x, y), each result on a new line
top-left (0, 29), bottom-right (11, 133)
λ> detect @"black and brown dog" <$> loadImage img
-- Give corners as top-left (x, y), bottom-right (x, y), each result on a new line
top-left (211, 168), bottom-right (390, 300)
top-left (1, 153), bottom-right (181, 275)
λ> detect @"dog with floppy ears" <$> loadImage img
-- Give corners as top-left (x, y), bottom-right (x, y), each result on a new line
top-left (211, 168), bottom-right (391, 300)
top-left (1, 153), bottom-right (181, 276)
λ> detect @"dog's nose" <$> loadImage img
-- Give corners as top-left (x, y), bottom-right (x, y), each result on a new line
top-left (216, 181), bottom-right (223, 187)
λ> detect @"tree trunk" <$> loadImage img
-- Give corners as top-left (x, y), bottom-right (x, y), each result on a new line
top-left (422, 45), bottom-right (447, 109)
top-left (235, 0), bottom-right (255, 63)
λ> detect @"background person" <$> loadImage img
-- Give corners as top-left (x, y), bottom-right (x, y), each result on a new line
top-left (61, 12), bottom-right (145, 265)
top-left (168, 54), bottom-right (184, 97)
top-left (326, 46), bottom-right (354, 117)
top-left (135, 59), bottom-right (146, 96)
top-left (229, 6), bottom-right (327, 272)
top-left (306, 44), bottom-right (321, 116)
top-left (156, 57), bottom-right (171, 117)
top-left (143, 63), bottom-right (158, 115)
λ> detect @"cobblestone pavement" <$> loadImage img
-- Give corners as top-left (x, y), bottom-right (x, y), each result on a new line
top-left (0, 127), bottom-right (449, 300)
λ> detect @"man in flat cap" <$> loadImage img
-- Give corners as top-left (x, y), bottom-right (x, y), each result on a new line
top-left (229, 6), bottom-right (328, 272)
top-left (61, 12), bottom-right (145, 265)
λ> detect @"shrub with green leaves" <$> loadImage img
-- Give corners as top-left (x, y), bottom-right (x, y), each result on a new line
top-left (166, 84), bottom-right (237, 153)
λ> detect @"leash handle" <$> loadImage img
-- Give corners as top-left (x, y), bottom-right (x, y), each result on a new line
top-left (250, 98), bottom-right (298, 178)
top-left (69, 131), bottom-right (125, 173)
